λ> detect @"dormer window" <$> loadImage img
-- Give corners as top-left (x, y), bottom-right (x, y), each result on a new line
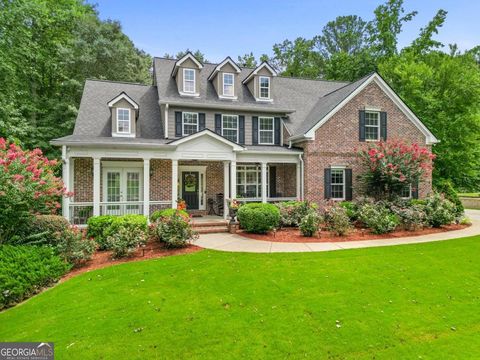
top-left (223, 73), bottom-right (234, 97)
top-left (117, 108), bottom-right (131, 134)
top-left (259, 76), bottom-right (270, 99)
top-left (183, 68), bottom-right (195, 93)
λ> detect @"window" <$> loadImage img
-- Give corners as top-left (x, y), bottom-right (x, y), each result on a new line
top-left (117, 108), bottom-right (131, 134)
top-left (222, 114), bottom-right (238, 142)
top-left (183, 68), bottom-right (195, 93)
top-left (259, 117), bottom-right (274, 144)
top-left (236, 165), bottom-right (269, 198)
top-left (182, 112), bottom-right (198, 135)
top-left (223, 73), bottom-right (234, 96)
top-left (259, 76), bottom-right (270, 99)
top-left (400, 184), bottom-right (412, 199)
top-left (331, 169), bottom-right (345, 200)
top-left (365, 111), bottom-right (380, 140)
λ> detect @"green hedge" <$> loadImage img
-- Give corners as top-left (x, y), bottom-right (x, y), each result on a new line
top-left (12, 215), bottom-right (70, 246)
top-left (150, 208), bottom-right (189, 223)
top-left (0, 245), bottom-right (70, 309)
top-left (87, 215), bottom-right (148, 250)
top-left (237, 203), bottom-right (280, 234)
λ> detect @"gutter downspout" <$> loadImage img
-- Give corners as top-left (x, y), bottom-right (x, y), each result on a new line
top-left (164, 103), bottom-right (169, 138)
top-left (298, 153), bottom-right (304, 201)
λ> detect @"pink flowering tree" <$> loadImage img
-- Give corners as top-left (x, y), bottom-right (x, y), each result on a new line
top-left (357, 139), bottom-right (435, 199)
top-left (0, 138), bottom-right (72, 242)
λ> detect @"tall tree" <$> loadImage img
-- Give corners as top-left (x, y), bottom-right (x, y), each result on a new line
top-left (164, 49), bottom-right (207, 63)
top-left (271, 37), bottom-right (324, 77)
top-left (237, 52), bottom-right (257, 68)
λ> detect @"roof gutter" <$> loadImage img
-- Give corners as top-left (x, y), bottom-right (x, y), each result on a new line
top-left (159, 100), bottom-right (296, 114)
top-left (50, 140), bottom-right (175, 150)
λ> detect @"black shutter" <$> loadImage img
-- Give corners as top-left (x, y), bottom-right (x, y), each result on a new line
top-left (324, 168), bottom-right (332, 199)
top-left (412, 179), bottom-right (419, 199)
top-left (345, 169), bottom-right (353, 201)
top-left (239, 115), bottom-right (245, 144)
top-left (199, 113), bottom-right (206, 131)
top-left (359, 110), bottom-right (366, 141)
top-left (380, 111), bottom-right (387, 140)
top-left (175, 111), bottom-right (182, 137)
top-left (269, 166), bottom-right (277, 197)
top-left (274, 117), bottom-right (281, 145)
top-left (252, 116), bottom-right (258, 145)
top-left (215, 114), bottom-right (222, 134)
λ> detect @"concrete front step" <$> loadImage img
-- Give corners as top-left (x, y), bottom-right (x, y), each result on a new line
top-left (195, 226), bottom-right (229, 234)
top-left (192, 221), bottom-right (228, 228)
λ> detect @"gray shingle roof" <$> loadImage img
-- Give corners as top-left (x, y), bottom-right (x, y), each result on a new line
top-left (153, 57), bottom-right (348, 136)
top-left (72, 79), bottom-right (163, 139)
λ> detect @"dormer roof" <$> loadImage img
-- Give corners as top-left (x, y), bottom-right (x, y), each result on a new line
top-left (171, 52), bottom-right (204, 76)
top-left (107, 92), bottom-right (139, 109)
top-left (242, 62), bottom-right (277, 84)
top-left (207, 56), bottom-right (241, 81)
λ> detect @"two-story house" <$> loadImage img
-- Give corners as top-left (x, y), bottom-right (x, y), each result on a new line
top-left (52, 52), bottom-right (438, 224)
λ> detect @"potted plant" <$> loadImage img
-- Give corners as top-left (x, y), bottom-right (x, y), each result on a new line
top-left (228, 199), bottom-right (240, 224)
top-left (177, 198), bottom-right (187, 211)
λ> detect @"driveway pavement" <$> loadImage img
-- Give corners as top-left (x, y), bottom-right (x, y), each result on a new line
top-left (194, 210), bottom-right (480, 253)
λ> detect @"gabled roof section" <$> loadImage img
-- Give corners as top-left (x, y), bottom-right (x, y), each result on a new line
top-left (207, 56), bottom-right (241, 81)
top-left (292, 72), bottom-right (439, 144)
top-left (107, 91), bottom-right (139, 109)
top-left (242, 62), bottom-right (277, 84)
top-left (171, 52), bottom-right (204, 76)
top-left (168, 129), bottom-right (245, 151)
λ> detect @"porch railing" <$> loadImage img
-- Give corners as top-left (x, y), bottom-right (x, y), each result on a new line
top-left (69, 202), bottom-right (94, 225)
top-left (100, 201), bottom-right (144, 216)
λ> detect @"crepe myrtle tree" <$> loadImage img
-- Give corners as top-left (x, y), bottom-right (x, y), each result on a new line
top-left (0, 138), bottom-right (72, 242)
top-left (357, 139), bottom-right (435, 200)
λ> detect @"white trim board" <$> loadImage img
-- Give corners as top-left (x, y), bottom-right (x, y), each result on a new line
top-left (242, 62), bottom-right (277, 84)
top-left (172, 53), bottom-right (203, 76)
top-left (169, 130), bottom-right (245, 151)
top-left (207, 57), bottom-right (241, 81)
top-left (107, 93), bottom-right (139, 109)
top-left (302, 73), bottom-right (439, 145)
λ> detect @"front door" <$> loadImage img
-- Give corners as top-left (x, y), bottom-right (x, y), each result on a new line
top-left (104, 167), bottom-right (143, 215)
top-left (182, 171), bottom-right (199, 210)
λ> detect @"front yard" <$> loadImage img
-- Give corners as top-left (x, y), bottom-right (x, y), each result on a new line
top-left (1, 236), bottom-right (480, 359)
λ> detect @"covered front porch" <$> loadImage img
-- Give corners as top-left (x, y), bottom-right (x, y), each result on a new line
top-left (62, 131), bottom-right (303, 225)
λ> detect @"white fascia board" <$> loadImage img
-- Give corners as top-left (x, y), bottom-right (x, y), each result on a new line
top-left (172, 53), bottom-right (204, 76)
top-left (303, 73), bottom-right (439, 145)
top-left (242, 62), bottom-right (277, 84)
top-left (168, 130), bottom-right (245, 151)
top-left (107, 93), bottom-right (139, 109)
top-left (207, 57), bottom-right (241, 81)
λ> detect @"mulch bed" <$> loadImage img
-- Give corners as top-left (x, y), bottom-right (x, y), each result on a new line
top-left (239, 223), bottom-right (469, 243)
top-left (62, 241), bottom-right (202, 281)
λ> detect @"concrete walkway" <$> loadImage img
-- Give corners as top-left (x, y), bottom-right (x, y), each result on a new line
top-left (194, 209), bottom-right (480, 253)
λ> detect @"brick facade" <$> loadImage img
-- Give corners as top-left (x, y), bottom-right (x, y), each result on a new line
top-left (273, 163), bottom-right (297, 198)
top-left (73, 158), bottom-right (93, 202)
top-left (298, 82), bottom-right (432, 204)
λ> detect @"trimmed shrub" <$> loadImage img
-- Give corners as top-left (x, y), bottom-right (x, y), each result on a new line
top-left (391, 204), bottom-right (427, 231)
top-left (339, 201), bottom-right (359, 222)
top-left (0, 245), bottom-right (69, 309)
top-left (107, 226), bottom-right (147, 258)
top-left (12, 215), bottom-right (70, 246)
top-left (56, 227), bottom-right (96, 266)
top-left (155, 212), bottom-right (197, 248)
top-left (424, 193), bottom-right (457, 227)
top-left (87, 215), bottom-right (115, 249)
top-left (299, 210), bottom-right (322, 237)
top-left (151, 208), bottom-right (188, 223)
top-left (324, 204), bottom-right (353, 236)
top-left (434, 179), bottom-right (464, 217)
top-left (237, 203), bottom-right (280, 234)
top-left (358, 203), bottom-right (399, 234)
top-left (276, 201), bottom-right (317, 227)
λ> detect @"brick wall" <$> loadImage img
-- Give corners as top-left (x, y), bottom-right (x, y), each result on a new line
top-left (73, 158), bottom-right (93, 202)
top-left (273, 163), bottom-right (297, 198)
top-left (298, 82), bottom-right (433, 204)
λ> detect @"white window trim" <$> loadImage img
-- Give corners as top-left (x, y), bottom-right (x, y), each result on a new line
top-left (259, 76), bottom-right (271, 99)
top-left (258, 117), bottom-right (274, 145)
top-left (221, 114), bottom-right (239, 143)
top-left (236, 164), bottom-right (269, 199)
top-left (400, 184), bottom-right (413, 199)
top-left (182, 112), bottom-right (199, 136)
top-left (330, 168), bottom-right (346, 201)
top-left (222, 73), bottom-right (235, 97)
top-left (115, 108), bottom-right (133, 137)
top-left (365, 110), bottom-right (380, 141)
top-left (183, 68), bottom-right (196, 94)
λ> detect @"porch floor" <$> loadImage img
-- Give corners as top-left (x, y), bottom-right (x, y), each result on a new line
top-left (191, 215), bottom-right (226, 224)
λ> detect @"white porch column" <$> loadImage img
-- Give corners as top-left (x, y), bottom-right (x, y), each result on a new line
top-left (171, 159), bottom-right (178, 208)
top-left (261, 162), bottom-right (267, 203)
top-left (230, 161), bottom-right (237, 200)
top-left (143, 158), bottom-right (150, 217)
top-left (62, 146), bottom-right (70, 221)
top-left (93, 157), bottom-right (101, 216)
top-left (296, 161), bottom-right (301, 200)
top-left (223, 161), bottom-right (229, 219)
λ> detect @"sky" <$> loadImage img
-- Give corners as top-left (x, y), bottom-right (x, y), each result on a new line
top-left (91, 0), bottom-right (479, 62)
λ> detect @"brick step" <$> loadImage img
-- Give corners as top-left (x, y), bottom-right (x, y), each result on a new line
top-left (192, 221), bottom-right (228, 228)
top-left (195, 226), bottom-right (229, 234)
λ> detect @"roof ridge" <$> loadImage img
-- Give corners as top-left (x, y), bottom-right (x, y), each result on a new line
top-left (86, 78), bottom-right (152, 87)
top-left (277, 75), bottom-right (349, 84)
top-left (320, 72), bottom-right (375, 98)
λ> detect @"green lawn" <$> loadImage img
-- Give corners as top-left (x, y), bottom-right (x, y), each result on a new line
top-left (1, 237), bottom-right (480, 359)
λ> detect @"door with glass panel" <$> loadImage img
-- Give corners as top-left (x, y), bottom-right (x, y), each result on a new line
top-left (103, 168), bottom-right (143, 215)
